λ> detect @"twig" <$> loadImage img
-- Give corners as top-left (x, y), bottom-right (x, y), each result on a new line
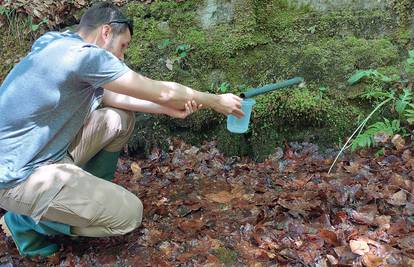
top-left (328, 98), bottom-right (392, 174)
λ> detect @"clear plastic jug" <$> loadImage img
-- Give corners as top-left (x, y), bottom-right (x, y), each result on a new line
top-left (226, 98), bottom-right (256, 133)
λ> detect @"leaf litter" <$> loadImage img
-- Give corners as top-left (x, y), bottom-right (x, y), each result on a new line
top-left (1, 137), bottom-right (414, 266)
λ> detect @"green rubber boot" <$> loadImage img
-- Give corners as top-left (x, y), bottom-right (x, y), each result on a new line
top-left (83, 150), bottom-right (121, 181)
top-left (0, 212), bottom-right (71, 257)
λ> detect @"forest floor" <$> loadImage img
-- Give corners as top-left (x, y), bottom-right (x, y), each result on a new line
top-left (1, 138), bottom-right (414, 266)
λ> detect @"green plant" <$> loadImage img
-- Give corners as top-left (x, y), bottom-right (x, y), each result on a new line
top-left (351, 118), bottom-right (400, 151)
top-left (0, 6), bottom-right (47, 41)
top-left (348, 87), bottom-right (413, 152)
top-left (168, 43), bottom-right (193, 69)
top-left (27, 16), bottom-right (48, 34)
top-left (316, 86), bottom-right (328, 100)
top-left (218, 82), bottom-right (230, 93)
top-left (157, 38), bottom-right (171, 49)
top-left (209, 81), bottom-right (231, 94)
top-left (405, 50), bottom-right (414, 79)
top-left (396, 88), bottom-right (412, 116)
top-left (347, 69), bottom-right (400, 85)
top-left (405, 103), bottom-right (414, 124)
top-left (174, 44), bottom-right (192, 62)
top-left (329, 57), bottom-right (414, 173)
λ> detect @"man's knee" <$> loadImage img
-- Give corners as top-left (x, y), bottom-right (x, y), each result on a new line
top-left (102, 108), bottom-right (135, 135)
top-left (119, 196), bottom-right (143, 235)
top-left (102, 108), bottom-right (135, 152)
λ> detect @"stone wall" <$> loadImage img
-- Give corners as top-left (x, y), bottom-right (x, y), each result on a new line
top-left (123, 0), bottom-right (413, 160)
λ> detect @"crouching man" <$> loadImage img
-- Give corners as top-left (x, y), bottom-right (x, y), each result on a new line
top-left (0, 2), bottom-right (243, 257)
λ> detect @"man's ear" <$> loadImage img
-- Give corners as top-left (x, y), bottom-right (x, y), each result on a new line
top-left (101, 25), bottom-right (112, 42)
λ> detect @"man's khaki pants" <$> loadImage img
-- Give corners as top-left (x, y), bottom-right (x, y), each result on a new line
top-left (0, 108), bottom-right (143, 237)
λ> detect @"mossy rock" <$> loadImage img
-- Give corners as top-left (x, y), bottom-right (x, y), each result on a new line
top-left (128, 114), bottom-right (171, 156)
top-left (121, 0), bottom-right (408, 159)
top-left (216, 127), bottom-right (252, 157)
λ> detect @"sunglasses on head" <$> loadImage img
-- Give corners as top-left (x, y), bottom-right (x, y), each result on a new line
top-left (107, 18), bottom-right (134, 36)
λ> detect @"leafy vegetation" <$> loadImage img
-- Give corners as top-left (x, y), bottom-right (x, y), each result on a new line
top-left (349, 50), bottom-right (414, 151)
top-left (0, 6), bottom-right (48, 41)
top-left (329, 50), bottom-right (414, 172)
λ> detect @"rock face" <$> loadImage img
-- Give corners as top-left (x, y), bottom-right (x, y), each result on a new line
top-left (198, 0), bottom-right (235, 29)
top-left (122, 0), bottom-right (413, 160)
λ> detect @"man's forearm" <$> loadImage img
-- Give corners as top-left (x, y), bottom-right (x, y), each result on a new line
top-left (103, 90), bottom-right (178, 115)
top-left (104, 71), bottom-right (216, 110)
top-left (154, 80), bottom-right (219, 110)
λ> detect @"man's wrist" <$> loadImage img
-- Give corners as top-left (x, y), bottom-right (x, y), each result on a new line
top-left (203, 93), bottom-right (219, 110)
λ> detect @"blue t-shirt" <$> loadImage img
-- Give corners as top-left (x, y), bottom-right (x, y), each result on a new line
top-left (0, 31), bottom-right (130, 189)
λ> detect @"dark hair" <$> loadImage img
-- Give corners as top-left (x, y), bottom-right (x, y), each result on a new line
top-left (78, 2), bottom-right (133, 36)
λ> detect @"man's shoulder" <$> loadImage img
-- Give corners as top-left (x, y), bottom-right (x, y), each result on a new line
top-left (31, 31), bottom-right (84, 53)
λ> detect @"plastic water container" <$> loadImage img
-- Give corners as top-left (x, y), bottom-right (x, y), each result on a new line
top-left (227, 98), bottom-right (256, 133)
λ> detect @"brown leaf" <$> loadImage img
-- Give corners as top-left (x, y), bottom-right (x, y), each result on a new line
top-left (206, 191), bottom-right (234, 203)
top-left (387, 190), bottom-right (407, 206)
top-left (391, 134), bottom-right (405, 151)
top-left (374, 215), bottom-right (391, 230)
top-left (351, 210), bottom-right (376, 225)
top-left (319, 229), bottom-right (340, 246)
top-left (389, 174), bottom-right (412, 191)
top-left (373, 131), bottom-right (390, 144)
top-left (131, 162), bottom-right (142, 179)
top-left (362, 253), bottom-right (383, 267)
top-left (404, 202), bottom-right (414, 216)
top-left (326, 254), bottom-right (338, 265)
top-left (398, 234), bottom-right (414, 251)
top-left (343, 161), bottom-right (361, 175)
top-left (178, 218), bottom-right (203, 232)
top-left (350, 239), bottom-right (370, 256)
top-left (334, 246), bottom-right (358, 262)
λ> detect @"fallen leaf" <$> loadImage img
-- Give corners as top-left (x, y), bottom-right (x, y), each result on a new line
top-left (166, 58), bottom-right (174, 70)
top-left (131, 162), bottom-right (143, 179)
top-left (362, 253), bottom-right (383, 267)
top-left (350, 240), bottom-right (370, 256)
top-left (351, 210), bottom-right (376, 225)
top-left (374, 215), bottom-right (391, 230)
top-left (178, 218), bottom-right (204, 232)
top-left (326, 254), bottom-right (338, 265)
top-left (319, 229), bottom-right (340, 246)
top-left (387, 190), bottom-right (407, 206)
top-left (205, 191), bottom-right (234, 203)
top-left (343, 161), bottom-right (361, 175)
top-left (373, 131), bottom-right (390, 144)
top-left (391, 134), bottom-right (405, 151)
top-left (404, 202), bottom-right (414, 216)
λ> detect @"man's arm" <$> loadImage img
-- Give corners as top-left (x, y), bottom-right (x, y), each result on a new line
top-left (103, 70), bottom-right (244, 118)
top-left (102, 90), bottom-right (200, 119)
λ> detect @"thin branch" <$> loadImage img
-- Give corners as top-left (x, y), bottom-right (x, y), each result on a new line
top-left (328, 98), bottom-right (392, 174)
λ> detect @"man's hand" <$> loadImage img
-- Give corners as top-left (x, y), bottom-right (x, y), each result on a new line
top-left (168, 100), bottom-right (202, 119)
top-left (212, 93), bottom-right (245, 119)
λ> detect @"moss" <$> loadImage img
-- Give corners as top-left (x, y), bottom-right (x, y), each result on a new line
top-left (392, 27), bottom-right (413, 50)
top-left (216, 127), bottom-right (252, 158)
top-left (295, 37), bottom-right (399, 85)
top-left (212, 247), bottom-right (238, 267)
top-left (391, 0), bottom-right (414, 26)
top-left (128, 114), bottom-right (171, 156)
top-left (122, 1), bottom-right (406, 160)
top-left (244, 86), bottom-right (362, 160)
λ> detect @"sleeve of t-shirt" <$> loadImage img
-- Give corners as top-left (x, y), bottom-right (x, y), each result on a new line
top-left (77, 46), bottom-right (131, 88)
